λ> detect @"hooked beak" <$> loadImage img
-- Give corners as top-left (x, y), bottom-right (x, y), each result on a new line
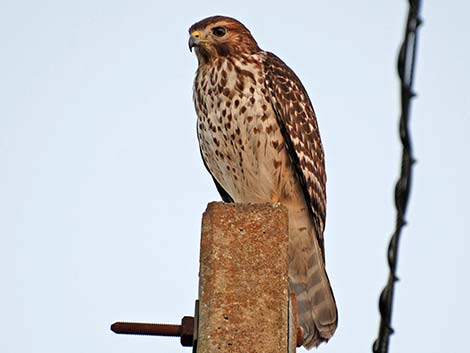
top-left (188, 31), bottom-right (202, 52)
top-left (188, 36), bottom-right (199, 52)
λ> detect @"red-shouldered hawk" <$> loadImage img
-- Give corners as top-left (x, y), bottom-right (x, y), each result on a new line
top-left (189, 16), bottom-right (337, 349)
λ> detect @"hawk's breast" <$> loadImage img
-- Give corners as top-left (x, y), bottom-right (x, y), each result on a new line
top-left (194, 54), bottom-right (296, 203)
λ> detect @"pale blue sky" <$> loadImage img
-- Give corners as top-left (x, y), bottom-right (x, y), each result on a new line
top-left (1, 1), bottom-right (469, 353)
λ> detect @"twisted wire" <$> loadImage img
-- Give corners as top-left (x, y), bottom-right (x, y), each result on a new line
top-left (372, 1), bottom-right (423, 353)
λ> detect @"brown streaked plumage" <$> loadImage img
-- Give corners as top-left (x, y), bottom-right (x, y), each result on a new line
top-left (189, 16), bottom-right (337, 349)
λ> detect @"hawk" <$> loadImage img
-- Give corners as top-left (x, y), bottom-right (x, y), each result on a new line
top-left (189, 16), bottom-right (337, 348)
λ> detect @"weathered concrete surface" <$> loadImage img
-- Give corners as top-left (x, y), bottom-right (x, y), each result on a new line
top-left (198, 202), bottom-right (289, 353)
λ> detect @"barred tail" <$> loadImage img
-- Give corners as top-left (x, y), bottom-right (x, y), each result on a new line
top-left (289, 227), bottom-right (337, 349)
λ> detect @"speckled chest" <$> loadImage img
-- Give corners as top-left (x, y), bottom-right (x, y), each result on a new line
top-left (193, 54), bottom-right (287, 199)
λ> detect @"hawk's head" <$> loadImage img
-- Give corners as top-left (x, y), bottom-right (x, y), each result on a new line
top-left (188, 16), bottom-right (260, 64)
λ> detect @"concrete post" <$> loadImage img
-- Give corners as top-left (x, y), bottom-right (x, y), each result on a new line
top-left (197, 202), bottom-right (294, 353)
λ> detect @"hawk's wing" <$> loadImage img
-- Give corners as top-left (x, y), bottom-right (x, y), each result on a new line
top-left (263, 52), bottom-right (327, 257)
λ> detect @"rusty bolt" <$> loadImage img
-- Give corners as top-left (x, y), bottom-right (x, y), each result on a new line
top-left (111, 316), bottom-right (194, 347)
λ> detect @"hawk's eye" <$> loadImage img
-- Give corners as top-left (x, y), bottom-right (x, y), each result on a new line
top-left (212, 26), bottom-right (226, 37)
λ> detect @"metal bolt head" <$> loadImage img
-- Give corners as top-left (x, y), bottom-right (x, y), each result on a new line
top-left (180, 316), bottom-right (194, 347)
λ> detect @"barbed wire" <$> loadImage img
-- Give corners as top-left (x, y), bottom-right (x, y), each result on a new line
top-left (372, 1), bottom-right (423, 353)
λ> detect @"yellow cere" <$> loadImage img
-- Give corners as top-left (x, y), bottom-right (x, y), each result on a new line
top-left (191, 31), bottom-right (201, 38)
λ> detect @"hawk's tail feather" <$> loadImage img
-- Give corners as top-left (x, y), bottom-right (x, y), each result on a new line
top-left (289, 229), bottom-right (338, 349)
